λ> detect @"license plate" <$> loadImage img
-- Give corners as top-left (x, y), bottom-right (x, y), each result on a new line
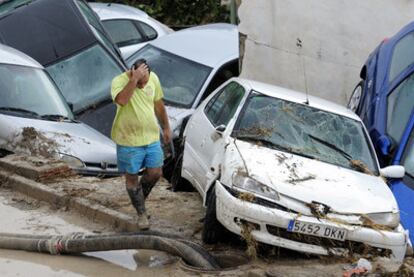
top-left (287, 220), bottom-right (347, 241)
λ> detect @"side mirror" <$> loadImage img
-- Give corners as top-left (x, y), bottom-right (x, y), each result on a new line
top-left (380, 165), bottom-right (405, 179)
top-left (215, 124), bottom-right (226, 135)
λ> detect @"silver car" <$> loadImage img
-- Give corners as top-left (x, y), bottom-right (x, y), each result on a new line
top-left (90, 2), bottom-right (173, 60)
top-left (0, 44), bottom-right (118, 176)
top-left (126, 23), bottom-right (240, 139)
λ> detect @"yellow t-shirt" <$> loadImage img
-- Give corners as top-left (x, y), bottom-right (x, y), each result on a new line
top-left (111, 72), bottom-right (164, 147)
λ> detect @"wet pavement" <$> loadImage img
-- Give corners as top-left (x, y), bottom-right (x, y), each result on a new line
top-left (0, 189), bottom-right (181, 277)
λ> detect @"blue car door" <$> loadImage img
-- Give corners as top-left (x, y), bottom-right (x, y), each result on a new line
top-left (390, 112), bottom-right (414, 245)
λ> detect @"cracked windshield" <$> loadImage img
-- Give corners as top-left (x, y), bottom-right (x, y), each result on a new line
top-left (233, 93), bottom-right (378, 174)
top-left (127, 45), bottom-right (212, 108)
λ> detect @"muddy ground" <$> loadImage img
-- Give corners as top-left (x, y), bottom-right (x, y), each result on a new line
top-left (0, 154), bottom-right (413, 276)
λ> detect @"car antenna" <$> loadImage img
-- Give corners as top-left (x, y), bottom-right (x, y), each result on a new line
top-left (297, 38), bottom-right (310, 105)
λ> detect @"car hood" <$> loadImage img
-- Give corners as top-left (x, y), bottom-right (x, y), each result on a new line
top-left (235, 140), bottom-right (398, 214)
top-left (0, 114), bottom-right (117, 165)
top-left (165, 105), bottom-right (193, 137)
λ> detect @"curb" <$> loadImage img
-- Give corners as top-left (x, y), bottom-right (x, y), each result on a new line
top-left (0, 169), bottom-right (138, 232)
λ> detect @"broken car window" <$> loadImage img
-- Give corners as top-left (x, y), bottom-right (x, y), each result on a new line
top-left (126, 45), bottom-right (211, 108)
top-left (0, 63), bottom-right (73, 119)
top-left (232, 93), bottom-right (378, 174)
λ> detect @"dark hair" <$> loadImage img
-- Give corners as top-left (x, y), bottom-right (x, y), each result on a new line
top-left (132, 58), bottom-right (151, 73)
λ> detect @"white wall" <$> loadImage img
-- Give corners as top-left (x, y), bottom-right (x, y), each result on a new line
top-left (238, 0), bottom-right (414, 105)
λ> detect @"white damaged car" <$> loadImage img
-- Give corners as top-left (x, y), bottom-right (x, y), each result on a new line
top-left (177, 77), bottom-right (409, 261)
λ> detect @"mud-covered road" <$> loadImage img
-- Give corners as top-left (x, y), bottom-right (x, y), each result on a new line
top-left (0, 155), bottom-right (412, 276)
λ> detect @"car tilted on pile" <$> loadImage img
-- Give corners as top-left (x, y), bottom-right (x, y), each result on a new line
top-left (177, 77), bottom-right (408, 261)
top-left (0, 43), bottom-right (118, 175)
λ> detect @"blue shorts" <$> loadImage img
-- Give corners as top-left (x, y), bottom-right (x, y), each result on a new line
top-left (117, 141), bottom-right (164, 174)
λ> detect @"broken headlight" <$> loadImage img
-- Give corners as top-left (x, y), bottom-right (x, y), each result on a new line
top-left (232, 174), bottom-right (280, 201)
top-left (364, 212), bottom-right (400, 228)
top-left (59, 153), bottom-right (85, 168)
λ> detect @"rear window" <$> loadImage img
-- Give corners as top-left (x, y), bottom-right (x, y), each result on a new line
top-left (389, 32), bottom-right (414, 82)
top-left (103, 20), bottom-right (145, 47)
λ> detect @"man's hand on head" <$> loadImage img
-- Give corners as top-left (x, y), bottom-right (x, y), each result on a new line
top-left (129, 63), bottom-right (149, 85)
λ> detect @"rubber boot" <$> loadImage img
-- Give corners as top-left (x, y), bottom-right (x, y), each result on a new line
top-left (141, 180), bottom-right (156, 199)
top-left (127, 186), bottom-right (150, 230)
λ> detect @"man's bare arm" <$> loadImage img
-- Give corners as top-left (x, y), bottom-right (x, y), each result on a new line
top-left (115, 64), bottom-right (148, 106)
top-left (154, 99), bottom-right (172, 144)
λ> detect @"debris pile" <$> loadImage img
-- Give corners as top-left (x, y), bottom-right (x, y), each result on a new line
top-left (7, 127), bottom-right (60, 159)
top-left (0, 154), bottom-right (74, 183)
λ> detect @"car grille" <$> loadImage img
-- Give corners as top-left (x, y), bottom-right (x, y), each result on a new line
top-left (84, 162), bottom-right (118, 169)
top-left (266, 225), bottom-right (391, 257)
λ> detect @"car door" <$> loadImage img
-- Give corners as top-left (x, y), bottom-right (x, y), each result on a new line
top-left (390, 112), bottom-right (414, 245)
top-left (182, 81), bottom-right (246, 195)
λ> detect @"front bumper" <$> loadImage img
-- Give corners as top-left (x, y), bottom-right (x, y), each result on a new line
top-left (74, 165), bottom-right (121, 177)
top-left (215, 181), bottom-right (407, 261)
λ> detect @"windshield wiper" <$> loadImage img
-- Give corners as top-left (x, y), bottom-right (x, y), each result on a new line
top-left (307, 133), bottom-right (352, 161)
top-left (235, 134), bottom-right (316, 160)
top-left (0, 107), bottom-right (39, 117)
top-left (40, 114), bottom-right (75, 122)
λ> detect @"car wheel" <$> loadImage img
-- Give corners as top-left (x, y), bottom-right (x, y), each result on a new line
top-left (170, 151), bottom-right (184, 191)
top-left (202, 187), bottom-right (228, 244)
top-left (170, 143), bottom-right (194, 192)
top-left (348, 81), bottom-right (364, 113)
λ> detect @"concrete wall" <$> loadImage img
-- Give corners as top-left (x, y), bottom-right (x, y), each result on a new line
top-left (238, 0), bottom-right (414, 105)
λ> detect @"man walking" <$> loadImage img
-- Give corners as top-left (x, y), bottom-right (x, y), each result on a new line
top-left (111, 59), bottom-right (171, 229)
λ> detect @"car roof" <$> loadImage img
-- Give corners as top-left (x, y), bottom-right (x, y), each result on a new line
top-left (0, 0), bottom-right (99, 66)
top-left (89, 2), bottom-right (148, 20)
top-left (0, 43), bottom-right (42, 68)
top-left (149, 23), bottom-right (239, 68)
top-left (236, 77), bottom-right (361, 121)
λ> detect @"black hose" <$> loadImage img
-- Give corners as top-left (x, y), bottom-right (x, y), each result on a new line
top-left (0, 230), bottom-right (219, 268)
top-left (0, 232), bottom-right (219, 269)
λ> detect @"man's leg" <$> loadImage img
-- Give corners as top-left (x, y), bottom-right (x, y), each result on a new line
top-left (117, 145), bottom-right (149, 229)
top-left (125, 174), bottom-right (146, 214)
top-left (140, 141), bottom-right (164, 198)
top-left (141, 167), bottom-right (162, 198)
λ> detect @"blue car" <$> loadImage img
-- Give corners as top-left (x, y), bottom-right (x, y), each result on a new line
top-left (348, 21), bottom-right (414, 248)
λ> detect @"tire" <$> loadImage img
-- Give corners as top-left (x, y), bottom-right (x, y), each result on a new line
top-left (348, 80), bottom-right (364, 113)
top-left (170, 151), bottom-right (184, 191)
top-left (164, 116), bottom-right (190, 182)
top-left (202, 187), bottom-right (228, 244)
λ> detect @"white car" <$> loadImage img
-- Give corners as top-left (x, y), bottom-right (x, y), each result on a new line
top-left (0, 43), bottom-right (118, 176)
top-left (90, 2), bottom-right (173, 60)
top-left (178, 77), bottom-right (409, 261)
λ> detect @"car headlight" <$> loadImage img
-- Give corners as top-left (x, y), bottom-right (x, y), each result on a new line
top-left (364, 212), bottom-right (400, 228)
top-left (59, 153), bottom-right (85, 168)
top-left (232, 174), bottom-right (280, 201)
